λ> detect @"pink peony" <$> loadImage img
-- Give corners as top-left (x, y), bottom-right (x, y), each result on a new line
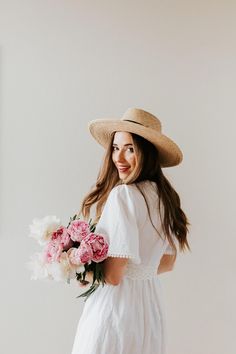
top-left (67, 220), bottom-right (90, 242)
top-left (44, 240), bottom-right (63, 263)
top-left (67, 247), bottom-right (83, 266)
top-left (51, 226), bottom-right (73, 250)
top-left (76, 240), bottom-right (93, 264)
top-left (84, 233), bottom-right (109, 262)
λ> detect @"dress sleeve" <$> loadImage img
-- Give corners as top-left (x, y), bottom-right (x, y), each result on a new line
top-left (95, 185), bottom-right (141, 265)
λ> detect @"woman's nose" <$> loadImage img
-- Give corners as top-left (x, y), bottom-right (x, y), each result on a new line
top-left (116, 150), bottom-right (126, 162)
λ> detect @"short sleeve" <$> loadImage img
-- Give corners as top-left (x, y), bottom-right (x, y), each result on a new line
top-left (95, 185), bottom-right (141, 264)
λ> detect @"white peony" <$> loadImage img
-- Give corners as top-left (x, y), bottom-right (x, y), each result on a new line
top-left (27, 252), bottom-right (52, 280)
top-left (75, 264), bottom-right (85, 274)
top-left (46, 252), bottom-right (79, 283)
top-left (29, 215), bottom-right (61, 245)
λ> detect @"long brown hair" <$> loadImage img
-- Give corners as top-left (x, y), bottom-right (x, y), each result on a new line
top-left (79, 132), bottom-right (191, 256)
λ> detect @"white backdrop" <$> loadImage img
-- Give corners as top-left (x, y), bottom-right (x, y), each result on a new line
top-left (0, 1), bottom-right (235, 354)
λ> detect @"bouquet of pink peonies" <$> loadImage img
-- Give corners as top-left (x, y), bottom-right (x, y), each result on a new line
top-left (27, 214), bottom-right (109, 301)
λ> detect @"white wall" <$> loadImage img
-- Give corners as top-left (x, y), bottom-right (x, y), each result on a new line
top-left (0, 1), bottom-right (235, 353)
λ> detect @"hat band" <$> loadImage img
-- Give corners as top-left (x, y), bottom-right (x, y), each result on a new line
top-left (123, 119), bottom-right (144, 126)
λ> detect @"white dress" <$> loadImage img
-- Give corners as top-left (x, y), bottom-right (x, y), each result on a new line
top-left (71, 180), bottom-right (177, 354)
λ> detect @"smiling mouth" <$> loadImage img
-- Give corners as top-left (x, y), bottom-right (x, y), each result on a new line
top-left (117, 166), bottom-right (130, 173)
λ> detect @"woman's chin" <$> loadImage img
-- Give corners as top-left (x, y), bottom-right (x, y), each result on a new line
top-left (118, 171), bottom-right (131, 179)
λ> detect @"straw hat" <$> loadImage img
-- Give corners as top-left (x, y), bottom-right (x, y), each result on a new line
top-left (88, 108), bottom-right (183, 167)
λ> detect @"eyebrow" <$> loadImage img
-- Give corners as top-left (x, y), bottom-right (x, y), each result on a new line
top-left (112, 143), bottom-right (133, 146)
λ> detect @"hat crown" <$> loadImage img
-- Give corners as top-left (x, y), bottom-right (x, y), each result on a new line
top-left (122, 108), bottom-right (162, 132)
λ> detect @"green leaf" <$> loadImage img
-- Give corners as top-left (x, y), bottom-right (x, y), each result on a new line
top-left (77, 283), bottom-right (100, 302)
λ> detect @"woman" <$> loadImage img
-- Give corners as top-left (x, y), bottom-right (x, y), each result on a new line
top-left (71, 107), bottom-right (190, 354)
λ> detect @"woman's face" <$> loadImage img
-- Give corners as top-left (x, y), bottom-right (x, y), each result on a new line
top-left (112, 131), bottom-right (137, 179)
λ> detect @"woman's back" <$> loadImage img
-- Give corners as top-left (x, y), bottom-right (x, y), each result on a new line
top-left (97, 180), bottom-right (175, 270)
top-left (71, 180), bottom-right (175, 354)
top-left (127, 180), bottom-right (175, 267)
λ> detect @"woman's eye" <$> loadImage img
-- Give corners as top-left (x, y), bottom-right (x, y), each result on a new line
top-left (112, 146), bottom-right (134, 152)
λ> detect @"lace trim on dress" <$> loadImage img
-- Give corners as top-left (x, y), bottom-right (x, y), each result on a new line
top-left (124, 263), bottom-right (157, 280)
top-left (107, 253), bottom-right (136, 259)
top-left (106, 253), bottom-right (141, 265)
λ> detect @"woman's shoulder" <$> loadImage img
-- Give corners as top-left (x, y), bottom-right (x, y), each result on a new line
top-left (108, 183), bottom-right (137, 202)
top-left (109, 180), bottom-right (155, 202)
top-left (111, 182), bottom-right (137, 194)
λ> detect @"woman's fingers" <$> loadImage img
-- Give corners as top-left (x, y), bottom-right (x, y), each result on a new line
top-left (78, 279), bottom-right (90, 287)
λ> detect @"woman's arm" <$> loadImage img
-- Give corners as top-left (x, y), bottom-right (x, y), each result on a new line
top-left (157, 254), bottom-right (176, 274)
top-left (102, 257), bottom-right (129, 285)
top-left (104, 255), bottom-right (177, 279)
top-left (78, 254), bottom-right (175, 288)
top-left (78, 257), bottom-right (129, 287)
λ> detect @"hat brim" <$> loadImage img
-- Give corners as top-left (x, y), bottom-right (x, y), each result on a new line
top-left (88, 119), bottom-right (183, 167)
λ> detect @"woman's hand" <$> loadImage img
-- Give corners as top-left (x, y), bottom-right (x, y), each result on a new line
top-left (157, 254), bottom-right (176, 274)
top-left (78, 279), bottom-right (90, 288)
top-left (77, 271), bottom-right (94, 287)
